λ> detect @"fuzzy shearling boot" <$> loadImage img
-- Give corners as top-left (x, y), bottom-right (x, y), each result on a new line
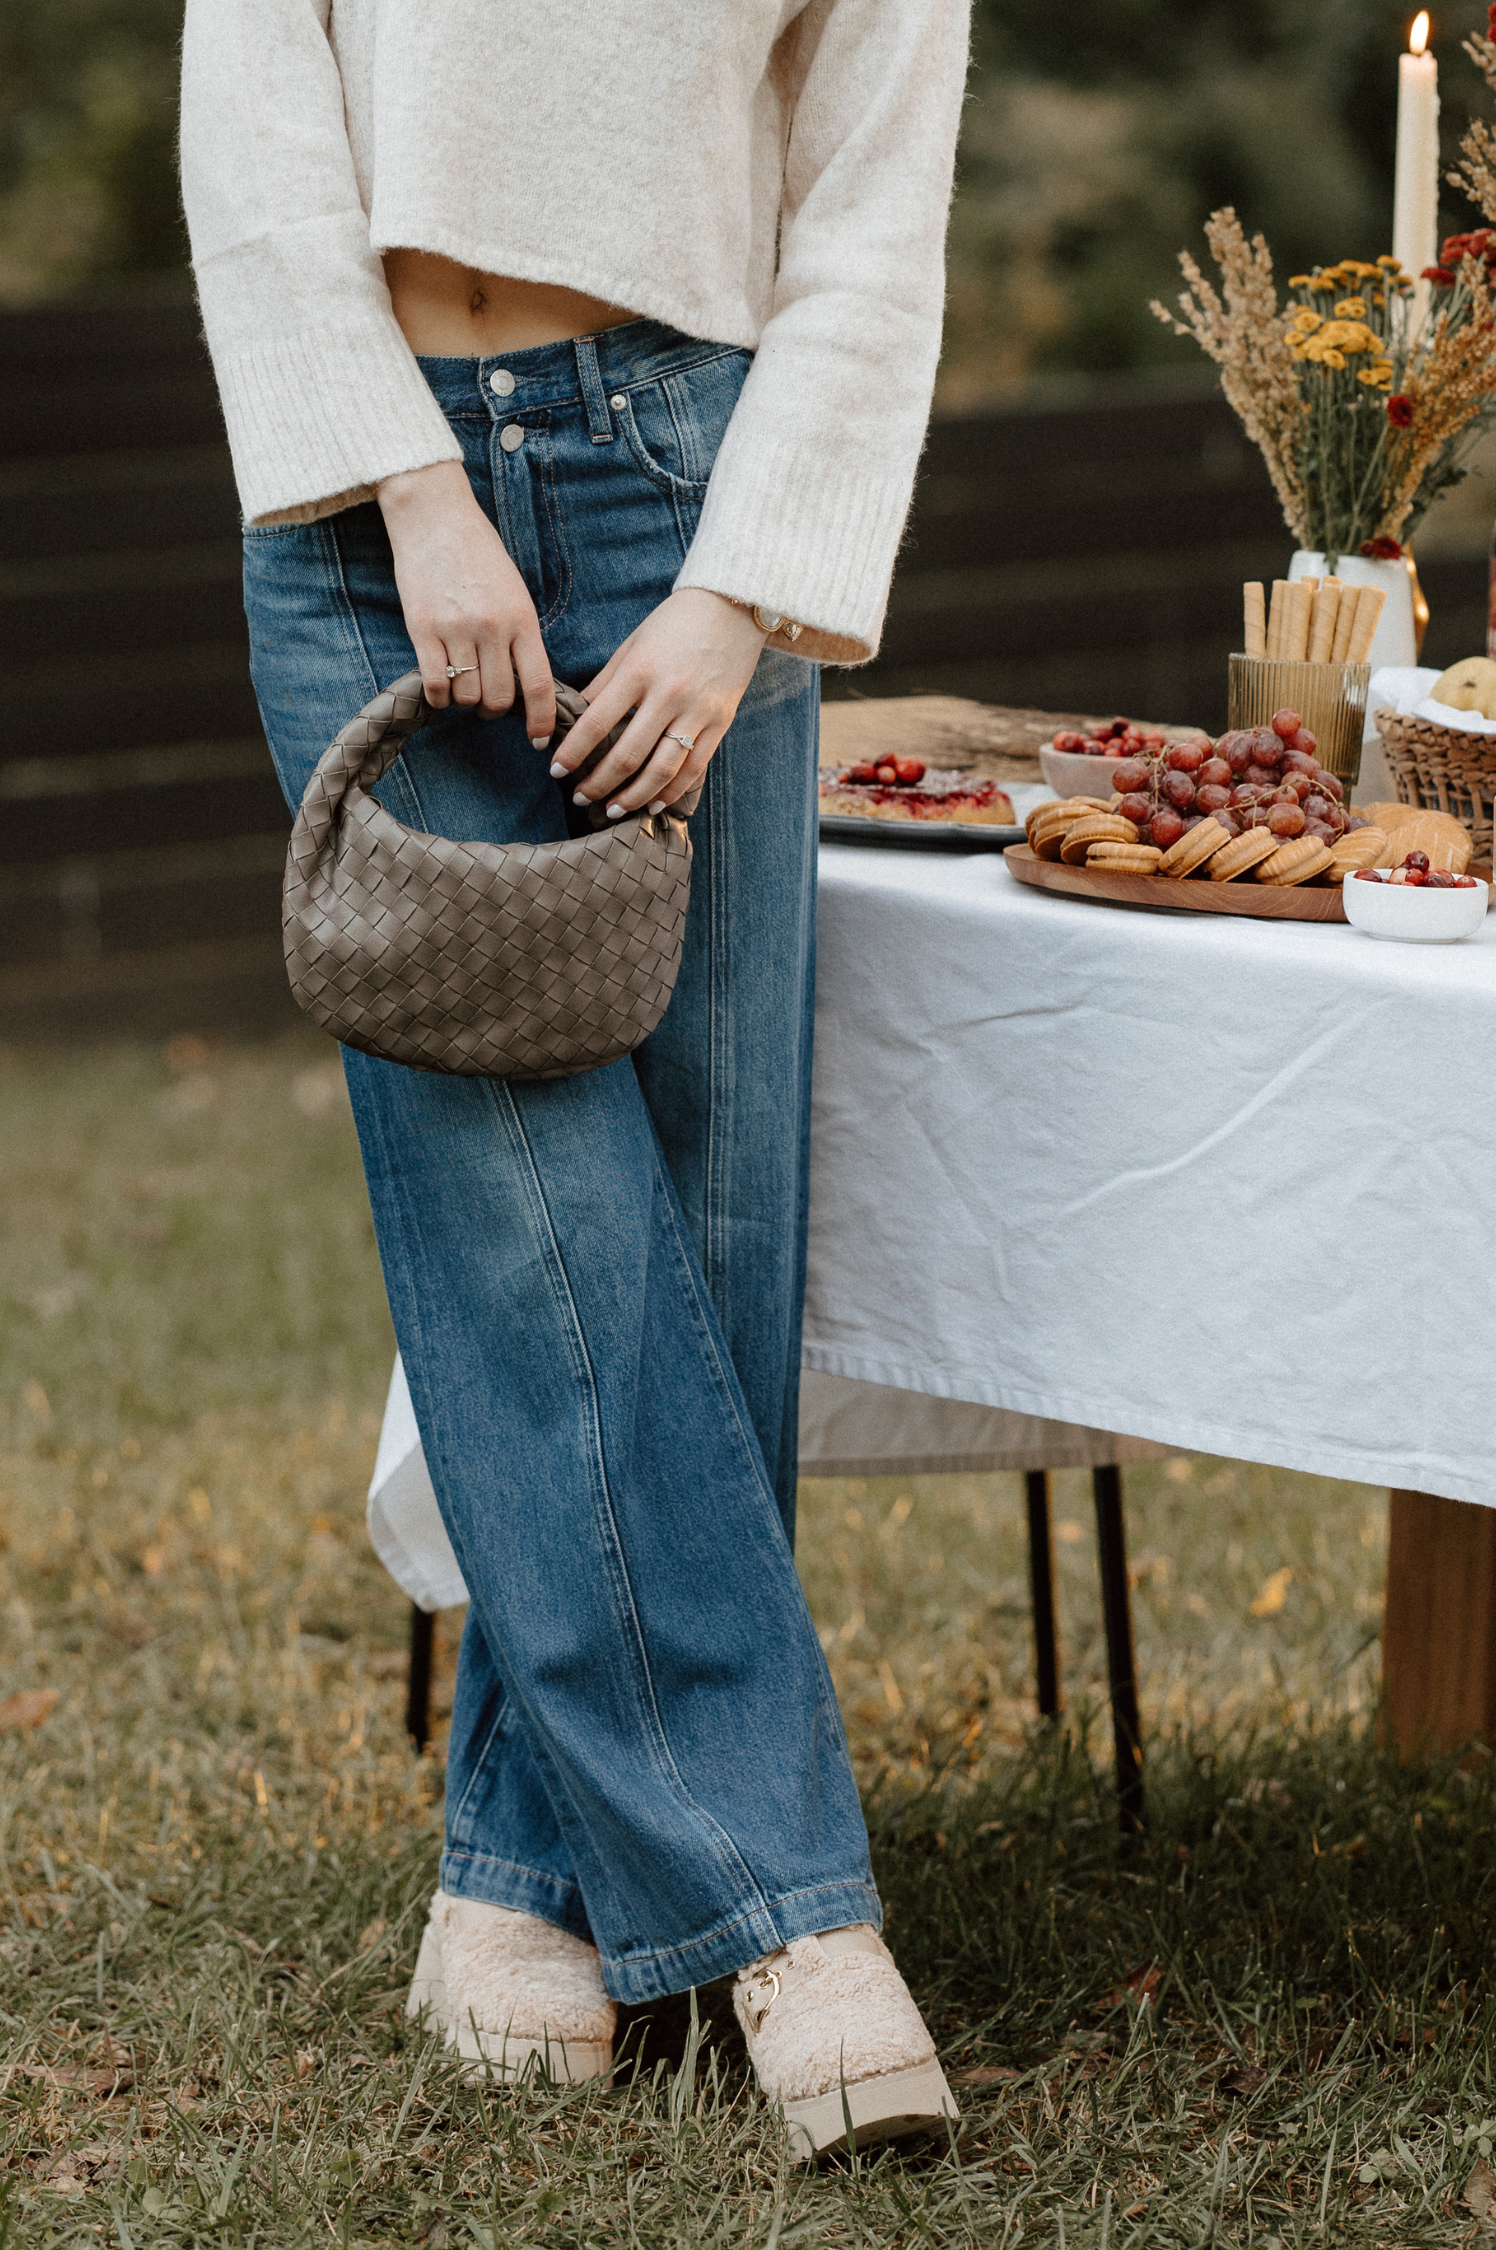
top-left (405, 1892), bottom-right (615, 2083)
top-left (734, 1923), bottom-right (958, 2160)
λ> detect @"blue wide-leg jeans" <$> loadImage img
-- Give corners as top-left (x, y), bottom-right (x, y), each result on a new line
top-left (242, 322), bottom-right (878, 2001)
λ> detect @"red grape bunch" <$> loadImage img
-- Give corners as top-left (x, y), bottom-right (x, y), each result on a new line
top-left (1108, 708), bottom-right (1368, 853)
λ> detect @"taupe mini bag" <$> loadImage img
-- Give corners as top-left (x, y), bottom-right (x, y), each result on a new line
top-left (282, 669), bottom-right (696, 1078)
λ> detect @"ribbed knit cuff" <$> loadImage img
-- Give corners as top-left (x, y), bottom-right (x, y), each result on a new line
top-left (215, 320), bottom-right (462, 526)
top-left (677, 430), bottom-right (911, 666)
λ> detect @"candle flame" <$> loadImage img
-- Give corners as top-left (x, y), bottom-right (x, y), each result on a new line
top-left (1410, 11), bottom-right (1430, 55)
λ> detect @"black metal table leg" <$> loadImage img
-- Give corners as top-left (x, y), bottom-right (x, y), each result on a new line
top-left (1092, 1465), bottom-right (1145, 1831)
top-left (1024, 1469), bottom-right (1063, 1718)
top-left (406, 1603), bottom-right (435, 1750)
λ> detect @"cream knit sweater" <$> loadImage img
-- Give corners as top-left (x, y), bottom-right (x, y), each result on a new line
top-left (179, 0), bottom-right (969, 663)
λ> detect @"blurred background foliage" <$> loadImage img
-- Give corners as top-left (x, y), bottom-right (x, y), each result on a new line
top-left (0, 0), bottom-right (1492, 401)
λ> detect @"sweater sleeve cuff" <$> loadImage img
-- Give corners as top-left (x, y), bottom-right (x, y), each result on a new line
top-left (212, 319), bottom-right (462, 524)
top-left (675, 425), bottom-right (910, 666)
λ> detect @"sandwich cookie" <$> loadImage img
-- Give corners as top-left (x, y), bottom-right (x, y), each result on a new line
top-left (1256, 836), bottom-right (1335, 885)
top-left (1208, 827), bottom-right (1279, 881)
top-left (1085, 842), bottom-right (1163, 874)
top-left (1323, 826), bottom-right (1390, 883)
top-left (1156, 816), bottom-right (1231, 878)
top-left (1059, 814), bottom-right (1140, 865)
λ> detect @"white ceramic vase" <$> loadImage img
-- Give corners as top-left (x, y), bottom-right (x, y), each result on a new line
top-left (1287, 551), bottom-right (1416, 802)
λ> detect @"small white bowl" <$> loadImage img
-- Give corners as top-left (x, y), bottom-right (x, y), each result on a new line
top-left (1340, 867), bottom-right (1489, 943)
top-left (1039, 742), bottom-right (1133, 799)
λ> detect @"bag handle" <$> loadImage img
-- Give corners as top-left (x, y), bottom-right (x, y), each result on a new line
top-left (324, 669), bottom-right (702, 814)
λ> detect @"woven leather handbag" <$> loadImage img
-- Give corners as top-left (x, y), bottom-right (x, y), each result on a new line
top-left (282, 668), bottom-right (697, 1078)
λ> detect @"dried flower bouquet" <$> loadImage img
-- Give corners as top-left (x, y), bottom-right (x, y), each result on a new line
top-left (1152, 209), bottom-right (1496, 570)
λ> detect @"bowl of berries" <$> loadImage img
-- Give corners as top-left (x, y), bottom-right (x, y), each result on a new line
top-left (1040, 718), bottom-right (1206, 801)
top-left (1341, 855), bottom-right (1489, 942)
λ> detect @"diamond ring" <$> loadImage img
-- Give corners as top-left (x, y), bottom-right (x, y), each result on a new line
top-left (445, 664), bottom-right (479, 680)
top-left (665, 730), bottom-right (696, 752)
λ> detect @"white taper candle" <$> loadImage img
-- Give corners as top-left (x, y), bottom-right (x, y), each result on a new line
top-left (1393, 13), bottom-right (1440, 327)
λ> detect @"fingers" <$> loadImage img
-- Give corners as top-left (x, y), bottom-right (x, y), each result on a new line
top-left (512, 624), bottom-right (557, 748)
top-left (414, 638), bottom-right (454, 710)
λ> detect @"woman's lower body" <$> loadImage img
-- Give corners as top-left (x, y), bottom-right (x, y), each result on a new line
top-left (242, 321), bottom-right (880, 2002)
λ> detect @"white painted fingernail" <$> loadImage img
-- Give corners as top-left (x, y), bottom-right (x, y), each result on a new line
top-left (550, 761), bottom-right (567, 778)
top-left (606, 803), bottom-right (625, 820)
top-left (648, 800), bottom-right (665, 815)
top-left (532, 735), bottom-right (552, 752)
top-left (572, 790), bottom-right (589, 806)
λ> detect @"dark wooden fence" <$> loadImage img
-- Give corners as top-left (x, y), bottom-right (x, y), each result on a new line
top-left (2, 289), bottom-right (1488, 1038)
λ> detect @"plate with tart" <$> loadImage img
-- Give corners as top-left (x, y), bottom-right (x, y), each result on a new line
top-left (819, 758), bottom-right (1029, 849)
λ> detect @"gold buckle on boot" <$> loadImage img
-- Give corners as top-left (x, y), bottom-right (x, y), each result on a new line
top-left (743, 1966), bottom-right (781, 2034)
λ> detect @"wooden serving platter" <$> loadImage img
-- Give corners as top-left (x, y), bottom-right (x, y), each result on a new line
top-left (1003, 842), bottom-right (1348, 921)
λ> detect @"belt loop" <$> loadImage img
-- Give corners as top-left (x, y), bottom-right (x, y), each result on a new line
top-left (574, 336), bottom-right (615, 444)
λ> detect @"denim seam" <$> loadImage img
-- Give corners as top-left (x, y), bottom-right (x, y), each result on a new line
top-left (606, 1879), bottom-right (884, 1976)
top-left (530, 422), bottom-right (572, 634)
top-left (649, 1140), bottom-right (783, 1534)
top-left (615, 396), bottom-right (711, 503)
top-left (488, 1081), bottom-right (779, 1936)
top-left (445, 1693), bottom-right (513, 1850)
top-left (439, 1846), bottom-right (586, 1907)
top-left (660, 372), bottom-right (698, 487)
top-left (703, 753), bottom-right (729, 1299)
top-left (323, 517), bottom-right (389, 712)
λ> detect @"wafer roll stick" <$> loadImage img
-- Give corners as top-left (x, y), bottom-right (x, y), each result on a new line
top-left (1330, 582), bottom-right (1360, 663)
top-left (1243, 581), bottom-right (1266, 657)
top-left (1284, 579), bottom-right (1313, 661)
top-left (1266, 580), bottom-right (1290, 660)
top-left (1308, 579), bottom-right (1341, 662)
top-left (1347, 583), bottom-right (1386, 663)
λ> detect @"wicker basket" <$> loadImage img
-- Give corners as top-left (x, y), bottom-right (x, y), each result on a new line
top-left (1373, 708), bottom-right (1496, 864)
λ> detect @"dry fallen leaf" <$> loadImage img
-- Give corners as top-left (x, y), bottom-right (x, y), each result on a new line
top-left (1466, 2156), bottom-right (1496, 2224)
top-left (954, 2064), bottom-right (1023, 2085)
top-left (1219, 2063), bottom-right (1267, 2099)
top-left (1100, 1964), bottom-right (1162, 2011)
top-left (0, 1688), bottom-right (59, 1732)
top-left (22, 2064), bottom-right (134, 2097)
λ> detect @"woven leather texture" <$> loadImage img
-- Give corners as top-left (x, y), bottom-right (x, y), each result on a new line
top-left (283, 670), bottom-right (695, 1078)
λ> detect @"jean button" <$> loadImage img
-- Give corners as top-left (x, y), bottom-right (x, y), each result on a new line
top-left (499, 424), bottom-right (525, 453)
top-left (609, 393), bottom-right (626, 410)
top-left (489, 368), bottom-right (515, 397)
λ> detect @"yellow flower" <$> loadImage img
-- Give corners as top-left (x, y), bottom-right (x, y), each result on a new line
top-left (1358, 366), bottom-right (1392, 389)
top-left (1290, 308), bottom-right (1323, 332)
top-left (1316, 348), bottom-right (1348, 370)
top-left (1373, 292), bottom-right (1386, 307)
top-left (1347, 259), bottom-right (1381, 276)
top-left (1333, 297), bottom-right (1367, 318)
top-left (1313, 320), bottom-right (1377, 355)
top-left (1288, 273), bottom-right (1314, 287)
top-left (1377, 254), bottom-right (1403, 269)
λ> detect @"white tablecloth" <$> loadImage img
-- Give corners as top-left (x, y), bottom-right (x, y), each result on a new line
top-left (804, 844), bottom-right (1496, 1508)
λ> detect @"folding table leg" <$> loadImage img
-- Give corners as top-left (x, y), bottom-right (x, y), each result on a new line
top-left (406, 1603), bottom-right (435, 1750)
top-left (1024, 1470), bottom-right (1063, 1718)
top-left (1092, 1466), bottom-right (1145, 1831)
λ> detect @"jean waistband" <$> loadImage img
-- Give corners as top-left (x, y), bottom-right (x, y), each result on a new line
top-left (415, 317), bottom-right (746, 417)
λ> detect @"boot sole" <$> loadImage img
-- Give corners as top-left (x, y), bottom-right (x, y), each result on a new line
top-left (782, 2058), bottom-right (960, 2162)
top-left (405, 1917), bottom-right (612, 2086)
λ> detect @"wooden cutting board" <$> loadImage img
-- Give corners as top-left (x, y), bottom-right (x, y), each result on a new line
top-left (1003, 843), bottom-right (1349, 921)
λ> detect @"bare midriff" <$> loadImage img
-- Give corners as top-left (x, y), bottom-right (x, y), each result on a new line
top-left (383, 249), bottom-right (639, 357)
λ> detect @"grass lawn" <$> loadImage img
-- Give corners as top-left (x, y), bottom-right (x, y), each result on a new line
top-left (3, 1034), bottom-right (1495, 2246)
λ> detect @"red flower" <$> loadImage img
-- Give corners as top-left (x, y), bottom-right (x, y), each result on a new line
top-left (1359, 536), bottom-right (1404, 558)
top-left (1386, 396), bottom-right (1415, 429)
top-left (1424, 266), bottom-right (1456, 285)
top-left (1489, 0), bottom-right (1496, 32)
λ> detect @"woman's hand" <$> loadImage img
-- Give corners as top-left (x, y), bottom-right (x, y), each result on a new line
top-left (551, 589), bottom-right (769, 816)
top-left (378, 460), bottom-right (557, 745)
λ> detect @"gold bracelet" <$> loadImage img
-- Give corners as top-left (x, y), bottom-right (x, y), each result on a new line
top-left (729, 598), bottom-right (803, 644)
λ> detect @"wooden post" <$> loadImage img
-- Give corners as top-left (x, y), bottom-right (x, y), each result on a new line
top-left (1383, 1490), bottom-right (1496, 1758)
top-left (1024, 1469), bottom-right (1063, 1719)
top-left (1093, 1466), bottom-right (1146, 1832)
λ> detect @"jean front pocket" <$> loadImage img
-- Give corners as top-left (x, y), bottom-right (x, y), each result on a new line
top-left (616, 349), bottom-right (753, 497)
